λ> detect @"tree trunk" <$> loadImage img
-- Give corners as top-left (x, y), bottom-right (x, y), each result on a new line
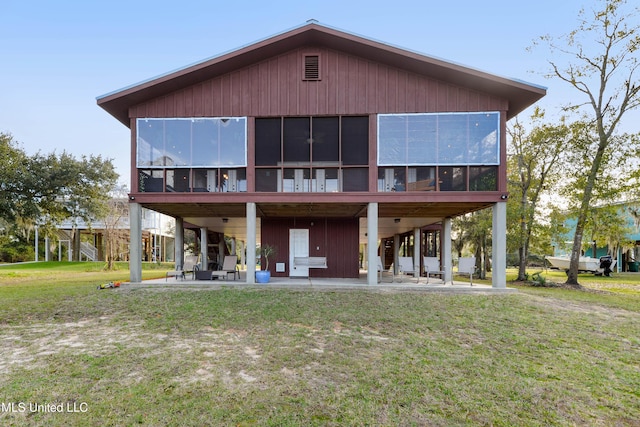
top-left (566, 132), bottom-right (607, 286)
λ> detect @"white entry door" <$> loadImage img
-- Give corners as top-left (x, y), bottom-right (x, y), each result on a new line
top-left (289, 229), bottom-right (309, 277)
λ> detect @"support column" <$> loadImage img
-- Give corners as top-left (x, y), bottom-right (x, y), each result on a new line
top-left (200, 228), bottom-right (208, 270)
top-left (492, 202), bottom-right (507, 288)
top-left (45, 236), bottom-right (50, 262)
top-left (367, 202), bottom-right (378, 286)
top-left (393, 234), bottom-right (400, 275)
top-left (35, 226), bottom-right (39, 262)
top-left (413, 227), bottom-right (421, 280)
top-left (129, 202), bottom-right (142, 283)
top-left (246, 202), bottom-right (257, 284)
top-left (443, 217), bottom-right (452, 284)
top-left (175, 218), bottom-right (184, 268)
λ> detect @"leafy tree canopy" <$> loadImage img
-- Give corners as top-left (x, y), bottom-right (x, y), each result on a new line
top-left (0, 132), bottom-right (118, 228)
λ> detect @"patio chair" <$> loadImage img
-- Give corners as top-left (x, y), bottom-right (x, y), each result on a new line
top-left (457, 257), bottom-right (476, 286)
top-left (182, 255), bottom-right (198, 280)
top-left (423, 256), bottom-right (445, 284)
top-left (377, 257), bottom-right (393, 283)
top-left (165, 255), bottom-right (199, 281)
top-left (211, 255), bottom-right (240, 280)
top-left (397, 257), bottom-right (420, 283)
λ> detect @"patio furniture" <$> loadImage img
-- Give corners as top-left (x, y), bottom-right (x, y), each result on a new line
top-left (165, 255), bottom-right (199, 281)
top-left (423, 256), bottom-right (445, 283)
top-left (377, 257), bottom-right (393, 283)
top-left (457, 257), bottom-right (476, 286)
top-left (211, 255), bottom-right (240, 280)
top-left (397, 257), bottom-right (419, 283)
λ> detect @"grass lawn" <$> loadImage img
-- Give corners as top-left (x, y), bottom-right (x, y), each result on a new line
top-left (1, 263), bottom-right (639, 426)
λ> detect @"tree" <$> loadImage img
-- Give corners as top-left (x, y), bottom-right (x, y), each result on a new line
top-left (0, 132), bottom-right (119, 262)
top-left (534, 0), bottom-right (640, 286)
top-left (507, 109), bottom-right (569, 281)
top-left (100, 185), bottom-right (130, 270)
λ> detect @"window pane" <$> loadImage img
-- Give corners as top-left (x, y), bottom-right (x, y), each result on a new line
top-left (469, 166), bottom-right (497, 191)
top-left (438, 115), bottom-right (468, 164)
top-left (407, 167), bottom-right (436, 191)
top-left (407, 115), bottom-right (437, 164)
top-left (192, 119), bottom-right (218, 167)
top-left (378, 167), bottom-right (405, 192)
top-left (220, 168), bottom-right (246, 192)
top-left (376, 112), bottom-right (500, 166)
top-left (218, 118), bottom-right (246, 166)
top-left (166, 169), bottom-right (190, 192)
top-left (137, 119), bottom-right (164, 167)
top-left (255, 118), bottom-right (281, 166)
top-left (255, 169), bottom-right (278, 192)
top-left (378, 115), bottom-right (406, 165)
top-left (283, 117), bottom-right (310, 164)
top-left (343, 168), bottom-right (369, 192)
top-left (341, 116), bottom-right (369, 165)
top-left (468, 113), bottom-right (499, 164)
top-left (163, 120), bottom-right (190, 166)
top-left (139, 170), bottom-right (164, 192)
top-left (312, 168), bottom-right (339, 192)
top-left (192, 169), bottom-right (216, 192)
top-left (438, 166), bottom-right (467, 191)
top-left (312, 117), bottom-right (339, 163)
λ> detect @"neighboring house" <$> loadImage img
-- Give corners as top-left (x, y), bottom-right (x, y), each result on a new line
top-left (97, 22), bottom-right (545, 285)
top-left (52, 205), bottom-right (175, 263)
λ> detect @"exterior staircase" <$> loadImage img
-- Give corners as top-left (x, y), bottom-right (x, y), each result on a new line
top-left (57, 230), bottom-right (98, 261)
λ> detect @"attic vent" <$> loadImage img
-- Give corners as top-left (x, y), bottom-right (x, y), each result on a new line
top-left (304, 55), bottom-right (320, 80)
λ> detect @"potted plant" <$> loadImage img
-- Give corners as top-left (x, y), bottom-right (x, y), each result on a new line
top-left (256, 244), bottom-right (277, 283)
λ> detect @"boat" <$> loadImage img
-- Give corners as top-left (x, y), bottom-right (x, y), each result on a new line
top-left (545, 256), bottom-right (616, 273)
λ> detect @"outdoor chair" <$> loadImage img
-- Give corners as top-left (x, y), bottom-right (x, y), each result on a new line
top-left (397, 257), bottom-right (420, 283)
top-left (165, 266), bottom-right (185, 281)
top-left (423, 256), bottom-right (445, 284)
top-left (165, 255), bottom-right (199, 281)
top-left (457, 257), bottom-right (476, 286)
top-left (377, 257), bottom-right (393, 283)
top-left (211, 255), bottom-right (240, 280)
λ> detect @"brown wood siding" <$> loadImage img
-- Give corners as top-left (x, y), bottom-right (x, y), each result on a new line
top-left (261, 217), bottom-right (359, 278)
top-left (129, 47), bottom-right (508, 119)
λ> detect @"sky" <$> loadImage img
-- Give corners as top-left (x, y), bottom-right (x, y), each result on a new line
top-left (1, 0), bottom-right (638, 185)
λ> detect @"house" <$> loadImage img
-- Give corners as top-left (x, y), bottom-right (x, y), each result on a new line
top-left (47, 204), bottom-right (175, 263)
top-left (97, 21), bottom-right (546, 286)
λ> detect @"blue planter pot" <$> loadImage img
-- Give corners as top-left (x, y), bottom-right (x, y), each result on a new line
top-left (256, 270), bottom-right (271, 283)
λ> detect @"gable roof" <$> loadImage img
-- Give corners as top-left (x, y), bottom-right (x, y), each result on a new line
top-left (97, 21), bottom-right (546, 126)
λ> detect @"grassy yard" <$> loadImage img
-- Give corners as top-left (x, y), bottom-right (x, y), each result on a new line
top-left (1, 263), bottom-right (639, 426)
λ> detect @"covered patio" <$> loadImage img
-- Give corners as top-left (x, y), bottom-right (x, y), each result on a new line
top-left (133, 270), bottom-right (516, 293)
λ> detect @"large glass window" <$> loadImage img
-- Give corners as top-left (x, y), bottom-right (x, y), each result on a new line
top-left (137, 117), bottom-right (247, 168)
top-left (378, 112), bottom-right (499, 166)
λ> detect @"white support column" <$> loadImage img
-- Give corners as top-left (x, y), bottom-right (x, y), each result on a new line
top-left (393, 234), bottom-right (400, 275)
top-left (443, 217), bottom-right (453, 284)
top-left (175, 218), bottom-right (184, 268)
top-left (240, 240), bottom-right (246, 270)
top-left (45, 236), bottom-right (50, 262)
top-left (34, 226), bottom-right (39, 262)
top-left (413, 227), bottom-right (421, 280)
top-left (129, 202), bottom-right (142, 283)
top-left (492, 202), bottom-right (507, 288)
top-left (246, 202), bottom-right (257, 284)
top-left (200, 228), bottom-right (208, 270)
top-left (367, 202), bottom-right (378, 286)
